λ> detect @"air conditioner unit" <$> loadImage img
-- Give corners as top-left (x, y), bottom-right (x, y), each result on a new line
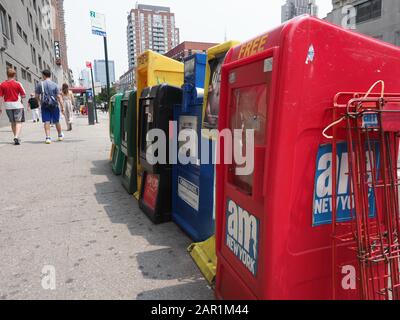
top-left (0, 37), bottom-right (8, 51)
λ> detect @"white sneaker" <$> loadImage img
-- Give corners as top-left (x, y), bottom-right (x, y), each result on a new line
top-left (45, 137), bottom-right (52, 144)
top-left (58, 133), bottom-right (64, 142)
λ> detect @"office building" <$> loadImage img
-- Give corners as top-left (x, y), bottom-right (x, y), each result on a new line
top-left (118, 67), bottom-right (135, 92)
top-left (326, 0), bottom-right (400, 46)
top-left (281, 0), bottom-right (319, 22)
top-left (79, 69), bottom-right (91, 89)
top-left (94, 59), bottom-right (115, 87)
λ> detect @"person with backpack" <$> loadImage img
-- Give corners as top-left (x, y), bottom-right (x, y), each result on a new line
top-left (35, 70), bottom-right (65, 144)
top-left (0, 68), bottom-right (26, 145)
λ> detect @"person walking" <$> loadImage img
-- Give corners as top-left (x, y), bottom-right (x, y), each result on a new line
top-left (35, 69), bottom-right (65, 144)
top-left (0, 68), bottom-right (26, 145)
top-left (28, 93), bottom-right (40, 123)
top-left (61, 83), bottom-right (75, 131)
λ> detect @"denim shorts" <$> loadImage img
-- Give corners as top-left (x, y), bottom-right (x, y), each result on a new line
top-left (6, 109), bottom-right (25, 123)
top-left (42, 107), bottom-right (60, 124)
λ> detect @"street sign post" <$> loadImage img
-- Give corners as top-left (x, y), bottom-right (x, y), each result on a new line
top-left (90, 11), bottom-right (107, 37)
top-left (90, 11), bottom-right (111, 112)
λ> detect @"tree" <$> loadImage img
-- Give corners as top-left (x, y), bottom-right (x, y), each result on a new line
top-left (95, 87), bottom-right (117, 104)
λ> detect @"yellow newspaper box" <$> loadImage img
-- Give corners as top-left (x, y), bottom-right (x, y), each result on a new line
top-left (188, 41), bottom-right (240, 285)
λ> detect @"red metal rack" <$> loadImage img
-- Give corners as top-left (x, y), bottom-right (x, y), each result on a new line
top-left (331, 91), bottom-right (400, 300)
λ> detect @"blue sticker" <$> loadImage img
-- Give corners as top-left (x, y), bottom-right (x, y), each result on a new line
top-left (226, 199), bottom-right (259, 276)
top-left (313, 142), bottom-right (379, 227)
top-left (362, 114), bottom-right (379, 128)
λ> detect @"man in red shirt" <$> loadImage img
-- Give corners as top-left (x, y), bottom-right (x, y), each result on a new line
top-left (0, 68), bottom-right (26, 145)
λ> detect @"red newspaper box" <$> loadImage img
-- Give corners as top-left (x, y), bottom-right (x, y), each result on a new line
top-left (216, 15), bottom-right (400, 300)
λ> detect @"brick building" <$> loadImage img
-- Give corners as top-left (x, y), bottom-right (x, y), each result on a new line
top-left (165, 41), bottom-right (218, 62)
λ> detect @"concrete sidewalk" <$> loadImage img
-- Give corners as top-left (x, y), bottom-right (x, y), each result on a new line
top-left (0, 114), bottom-right (213, 300)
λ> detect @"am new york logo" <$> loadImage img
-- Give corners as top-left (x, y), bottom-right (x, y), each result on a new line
top-left (226, 199), bottom-right (259, 276)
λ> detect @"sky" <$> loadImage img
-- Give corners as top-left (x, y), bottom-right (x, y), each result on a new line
top-left (64, 0), bottom-right (333, 82)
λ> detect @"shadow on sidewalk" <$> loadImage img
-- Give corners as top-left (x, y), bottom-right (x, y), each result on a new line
top-left (137, 281), bottom-right (211, 300)
top-left (23, 139), bottom-right (85, 145)
top-left (90, 159), bottom-right (212, 300)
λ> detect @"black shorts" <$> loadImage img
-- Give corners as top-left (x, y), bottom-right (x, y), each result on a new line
top-left (6, 109), bottom-right (25, 123)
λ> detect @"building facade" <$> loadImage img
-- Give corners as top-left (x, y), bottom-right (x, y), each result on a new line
top-left (118, 67), bottom-right (135, 92)
top-left (0, 0), bottom-right (65, 126)
top-left (165, 41), bottom-right (218, 62)
top-left (127, 4), bottom-right (180, 70)
top-left (281, 0), bottom-right (319, 22)
top-left (94, 59), bottom-right (115, 87)
top-left (79, 68), bottom-right (91, 89)
top-left (326, 0), bottom-right (400, 46)
top-left (51, 0), bottom-right (70, 86)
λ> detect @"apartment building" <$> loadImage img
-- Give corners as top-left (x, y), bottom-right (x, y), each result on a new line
top-left (127, 4), bottom-right (180, 70)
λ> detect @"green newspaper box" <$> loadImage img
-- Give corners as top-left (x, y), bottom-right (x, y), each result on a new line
top-left (109, 93), bottom-right (124, 175)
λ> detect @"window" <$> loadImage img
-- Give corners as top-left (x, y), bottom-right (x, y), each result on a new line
top-left (21, 69), bottom-right (27, 80)
top-left (356, 0), bottom-right (382, 24)
top-left (16, 23), bottom-right (22, 36)
top-left (8, 16), bottom-right (14, 44)
top-left (372, 34), bottom-right (383, 40)
top-left (0, 5), bottom-right (10, 38)
top-left (31, 45), bottom-right (37, 65)
top-left (395, 31), bottom-right (400, 47)
top-left (33, 0), bottom-right (38, 14)
top-left (35, 25), bottom-right (40, 41)
top-left (229, 85), bottom-right (268, 194)
top-left (27, 9), bottom-right (33, 31)
top-left (27, 72), bottom-right (32, 83)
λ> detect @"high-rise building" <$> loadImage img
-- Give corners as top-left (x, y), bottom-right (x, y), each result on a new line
top-left (79, 69), bottom-right (91, 89)
top-left (281, 0), bottom-right (319, 22)
top-left (325, 0), bottom-right (400, 46)
top-left (94, 59), bottom-right (115, 87)
top-left (0, 0), bottom-right (65, 126)
top-left (127, 4), bottom-right (180, 70)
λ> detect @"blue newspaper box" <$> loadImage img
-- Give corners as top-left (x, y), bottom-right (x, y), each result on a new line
top-left (172, 53), bottom-right (215, 242)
